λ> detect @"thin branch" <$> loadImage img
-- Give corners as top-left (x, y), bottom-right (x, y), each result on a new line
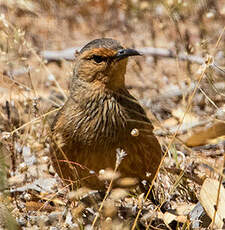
top-left (40, 46), bottom-right (225, 76)
top-left (40, 46), bottom-right (204, 64)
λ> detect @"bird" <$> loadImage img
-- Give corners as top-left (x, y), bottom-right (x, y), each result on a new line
top-left (50, 38), bottom-right (162, 190)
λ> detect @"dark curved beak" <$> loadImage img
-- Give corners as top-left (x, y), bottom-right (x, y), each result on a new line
top-left (114, 48), bottom-right (141, 60)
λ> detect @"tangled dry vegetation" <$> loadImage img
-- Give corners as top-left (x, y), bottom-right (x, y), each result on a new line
top-left (0, 0), bottom-right (225, 229)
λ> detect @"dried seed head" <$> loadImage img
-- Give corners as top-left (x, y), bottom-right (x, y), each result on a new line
top-left (67, 187), bottom-right (90, 201)
top-left (116, 177), bottom-right (139, 187)
top-left (109, 188), bottom-right (128, 200)
top-left (116, 148), bottom-right (127, 167)
top-left (98, 168), bottom-right (120, 181)
top-left (103, 200), bottom-right (117, 217)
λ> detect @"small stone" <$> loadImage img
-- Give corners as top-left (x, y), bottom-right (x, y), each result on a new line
top-left (46, 212), bottom-right (60, 225)
top-left (17, 216), bottom-right (26, 226)
top-left (19, 162), bottom-right (28, 173)
top-left (48, 165), bottom-right (56, 175)
top-left (49, 227), bottom-right (59, 230)
top-left (42, 156), bottom-right (49, 163)
top-left (23, 193), bottom-right (32, 201)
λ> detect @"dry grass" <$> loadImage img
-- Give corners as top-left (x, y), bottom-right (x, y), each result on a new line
top-left (0, 0), bottom-right (225, 229)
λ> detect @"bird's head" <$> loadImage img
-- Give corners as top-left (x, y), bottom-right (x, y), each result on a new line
top-left (71, 38), bottom-right (141, 91)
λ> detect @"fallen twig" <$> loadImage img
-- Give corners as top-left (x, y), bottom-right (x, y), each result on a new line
top-left (40, 46), bottom-right (225, 76)
top-left (40, 46), bottom-right (204, 64)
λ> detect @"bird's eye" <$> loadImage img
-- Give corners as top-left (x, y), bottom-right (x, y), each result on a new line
top-left (92, 55), bottom-right (105, 63)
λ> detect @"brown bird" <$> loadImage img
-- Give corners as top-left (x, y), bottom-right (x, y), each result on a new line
top-left (50, 38), bottom-right (162, 190)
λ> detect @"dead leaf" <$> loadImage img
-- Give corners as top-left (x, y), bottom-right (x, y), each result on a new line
top-left (185, 122), bottom-right (225, 147)
top-left (199, 178), bottom-right (225, 229)
top-left (172, 107), bottom-right (199, 125)
top-left (162, 117), bottom-right (178, 128)
top-left (163, 212), bottom-right (177, 226)
top-left (26, 201), bottom-right (56, 212)
top-left (163, 211), bottom-right (187, 228)
top-left (176, 203), bottom-right (196, 216)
